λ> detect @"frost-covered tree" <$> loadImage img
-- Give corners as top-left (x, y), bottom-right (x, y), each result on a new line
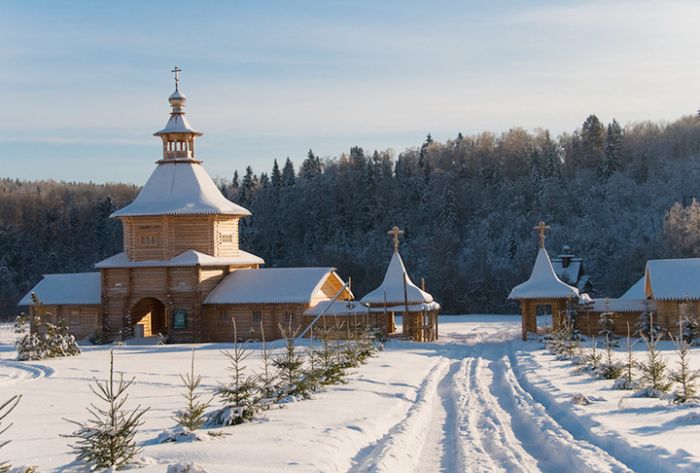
top-left (598, 310), bottom-right (617, 347)
top-left (635, 304), bottom-right (661, 340)
top-left (256, 323), bottom-right (279, 405)
top-left (173, 350), bottom-right (211, 432)
top-left (65, 350), bottom-right (149, 469)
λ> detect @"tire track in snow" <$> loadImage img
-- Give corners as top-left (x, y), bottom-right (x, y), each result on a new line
top-left (453, 356), bottom-right (540, 473)
top-left (0, 360), bottom-right (54, 385)
top-left (489, 353), bottom-right (632, 473)
top-left (347, 358), bottom-right (450, 473)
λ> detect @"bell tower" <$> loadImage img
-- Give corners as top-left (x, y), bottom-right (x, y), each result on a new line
top-left (154, 66), bottom-right (203, 161)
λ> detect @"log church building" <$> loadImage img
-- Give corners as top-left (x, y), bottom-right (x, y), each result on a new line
top-left (20, 70), bottom-right (440, 343)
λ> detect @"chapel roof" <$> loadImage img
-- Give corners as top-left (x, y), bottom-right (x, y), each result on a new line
top-left (19, 272), bottom-right (101, 306)
top-left (110, 161), bottom-right (251, 217)
top-left (508, 247), bottom-right (581, 300)
top-left (360, 250), bottom-right (434, 306)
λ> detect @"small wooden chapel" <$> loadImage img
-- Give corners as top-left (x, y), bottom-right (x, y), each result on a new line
top-left (509, 222), bottom-right (582, 340)
top-left (20, 69), bottom-right (353, 343)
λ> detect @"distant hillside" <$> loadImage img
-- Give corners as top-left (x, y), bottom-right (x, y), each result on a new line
top-left (3, 114), bottom-right (700, 318)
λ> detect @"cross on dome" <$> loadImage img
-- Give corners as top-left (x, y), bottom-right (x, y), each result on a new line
top-left (171, 66), bottom-right (182, 90)
top-left (387, 226), bottom-right (404, 253)
top-left (534, 221), bottom-right (550, 249)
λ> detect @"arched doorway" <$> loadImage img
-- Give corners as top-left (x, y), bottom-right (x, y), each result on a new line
top-left (130, 297), bottom-right (166, 337)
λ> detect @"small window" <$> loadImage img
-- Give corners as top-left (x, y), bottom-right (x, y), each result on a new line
top-left (220, 233), bottom-right (234, 244)
top-left (69, 310), bottom-right (81, 325)
top-left (219, 311), bottom-right (234, 323)
top-left (140, 234), bottom-right (160, 247)
top-left (285, 312), bottom-right (295, 325)
top-left (253, 311), bottom-right (262, 324)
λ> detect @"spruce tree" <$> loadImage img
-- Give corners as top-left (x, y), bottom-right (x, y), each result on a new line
top-left (669, 327), bottom-right (700, 404)
top-left (598, 309), bottom-right (616, 347)
top-left (638, 314), bottom-right (672, 396)
top-left (614, 323), bottom-right (638, 390)
top-left (271, 159), bottom-right (282, 188)
top-left (281, 158), bottom-right (296, 187)
top-left (174, 350), bottom-right (211, 432)
top-left (257, 322), bottom-right (279, 405)
top-left (210, 319), bottom-right (261, 426)
top-left (0, 395), bottom-right (21, 473)
top-left (272, 324), bottom-right (310, 399)
top-left (65, 350), bottom-right (149, 469)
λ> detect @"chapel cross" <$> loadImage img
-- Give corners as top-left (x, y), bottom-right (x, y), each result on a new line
top-left (534, 221), bottom-right (550, 248)
top-left (388, 226), bottom-right (405, 252)
top-left (172, 66), bottom-right (182, 89)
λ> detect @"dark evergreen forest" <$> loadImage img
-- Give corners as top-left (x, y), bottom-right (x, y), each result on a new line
top-left (3, 114), bottom-right (700, 319)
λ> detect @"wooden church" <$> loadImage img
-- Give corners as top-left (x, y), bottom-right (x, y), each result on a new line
top-left (20, 70), bottom-right (353, 343)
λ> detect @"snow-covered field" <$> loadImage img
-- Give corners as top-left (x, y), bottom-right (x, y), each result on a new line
top-left (1, 315), bottom-right (699, 472)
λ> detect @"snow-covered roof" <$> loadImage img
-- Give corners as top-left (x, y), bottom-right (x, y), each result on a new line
top-left (588, 298), bottom-right (651, 313)
top-left (204, 267), bottom-right (348, 305)
top-left (154, 109), bottom-right (202, 135)
top-left (95, 250), bottom-right (264, 269)
top-left (508, 248), bottom-right (580, 300)
top-left (620, 277), bottom-right (645, 299)
top-left (304, 300), bottom-right (368, 317)
top-left (360, 251), bottom-right (434, 306)
top-left (19, 272), bottom-right (101, 306)
top-left (111, 161), bottom-right (250, 217)
top-left (550, 258), bottom-right (582, 286)
top-left (645, 258), bottom-right (700, 300)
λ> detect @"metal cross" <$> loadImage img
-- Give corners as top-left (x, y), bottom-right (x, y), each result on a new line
top-left (534, 221), bottom-right (550, 248)
top-left (388, 226), bottom-right (405, 252)
top-left (171, 66), bottom-right (182, 89)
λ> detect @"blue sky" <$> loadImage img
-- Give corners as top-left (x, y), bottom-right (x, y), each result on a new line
top-left (2, 0), bottom-right (699, 184)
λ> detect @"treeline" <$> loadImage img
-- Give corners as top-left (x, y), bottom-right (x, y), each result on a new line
top-left (2, 114), bottom-right (700, 318)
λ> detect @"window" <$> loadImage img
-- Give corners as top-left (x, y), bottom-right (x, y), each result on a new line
top-left (285, 312), bottom-right (295, 325)
top-left (253, 311), bottom-right (262, 324)
top-left (140, 234), bottom-right (160, 247)
top-left (69, 310), bottom-right (81, 325)
top-left (220, 233), bottom-right (234, 244)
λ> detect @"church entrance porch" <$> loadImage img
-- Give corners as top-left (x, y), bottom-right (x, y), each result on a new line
top-left (130, 297), bottom-right (166, 337)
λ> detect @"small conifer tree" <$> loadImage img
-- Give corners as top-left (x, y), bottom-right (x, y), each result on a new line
top-left (598, 309), bottom-right (617, 348)
top-left (210, 319), bottom-right (261, 426)
top-left (614, 322), bottom-right (638, 390)
top-left (638, 314), bottom-right (672, 396)
top-left (669, 327), bottom-right (700, 404)
top-left (0, 395), bottom-right (21, 473)
top-left (65, 350), bottom-right (149, 469)
top-left (585, 336), bottom-right (603, 372)
top-left (174, 350), bottom-right (211, 431)
top-left (313, 326), bottom-right (346, 386)
top-left (273, 323), bottom-right (311, 399)
top-left (257, 323), bottom-right (279, 405)
top-left (598, 333), bottom-right (624, 379)
top-left (636, 303), bottom-right (661, 339)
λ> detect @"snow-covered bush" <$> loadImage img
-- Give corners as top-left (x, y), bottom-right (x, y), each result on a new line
top-left (209, 320), bottom-right (262, 426)
top-left (15, 296), bottom-right (80, 361)
top-left (64, 350), bottom-right (149, 470)
top-left (598, 311), bottom-right (617, 346)
top-left (166, 462), bottom-right (209, 473)
top-left (173, 350), bottom-right (211, 433)
top-left (0, 395), bottom-right (21, 473)
top-left (636, 307), bottom-right (661, 340)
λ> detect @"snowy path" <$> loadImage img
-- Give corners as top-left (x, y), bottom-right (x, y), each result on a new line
top-left (364, 321), bottom-right (638, 473)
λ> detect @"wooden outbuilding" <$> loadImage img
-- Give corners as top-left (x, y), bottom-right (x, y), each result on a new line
top-left (508, 222), bottom-right (581, 340)
top-left (360, 227), bottom-right (439, 342)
